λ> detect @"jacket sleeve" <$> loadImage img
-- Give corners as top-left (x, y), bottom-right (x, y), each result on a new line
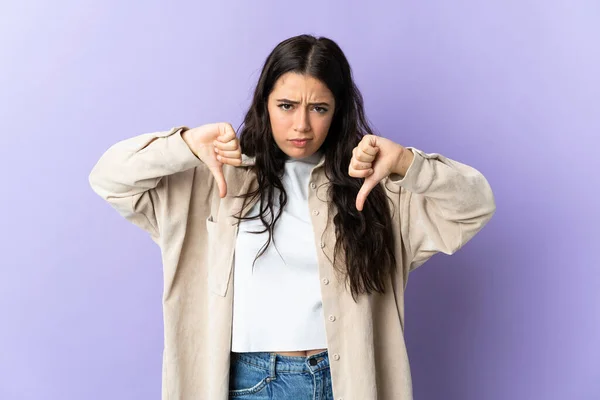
top-left (389, 147), bottom-right (496, 271)
top-left (88, 126), bottom-right (202, 240)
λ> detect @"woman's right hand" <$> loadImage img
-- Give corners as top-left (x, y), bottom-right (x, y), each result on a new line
top-left (181, 122), bottom-right (242, 198)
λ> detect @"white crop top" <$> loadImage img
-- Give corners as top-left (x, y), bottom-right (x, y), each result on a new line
top-left (231, 151), bottom-right (327, 352)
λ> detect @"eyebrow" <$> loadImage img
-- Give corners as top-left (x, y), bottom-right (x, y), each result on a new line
top-left (275, 98), bottom-right (331, 107)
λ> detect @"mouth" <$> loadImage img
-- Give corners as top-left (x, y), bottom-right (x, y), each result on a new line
top-left (289, 138), bottom-right (311, 148)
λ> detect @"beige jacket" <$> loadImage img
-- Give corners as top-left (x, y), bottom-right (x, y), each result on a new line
top-left (89, 126), bottom-right (496, 400)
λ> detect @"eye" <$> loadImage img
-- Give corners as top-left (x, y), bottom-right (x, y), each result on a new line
top-left (313, 106), bottom-right (328, 114)
top-left (278, 103), bottom-right (293, 111)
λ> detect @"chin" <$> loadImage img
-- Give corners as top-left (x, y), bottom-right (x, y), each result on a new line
top-left (287, 147), bottom-right (314, 158)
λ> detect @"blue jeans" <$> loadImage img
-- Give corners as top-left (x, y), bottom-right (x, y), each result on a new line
top-left (228, 350), bottom-right (334, 399)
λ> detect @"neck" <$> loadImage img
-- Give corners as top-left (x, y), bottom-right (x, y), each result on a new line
top-left (285, 150), bottom-right (323, 165)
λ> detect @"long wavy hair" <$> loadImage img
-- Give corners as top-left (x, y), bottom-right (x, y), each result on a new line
top-left (236, 34), bottom-right (396, 300)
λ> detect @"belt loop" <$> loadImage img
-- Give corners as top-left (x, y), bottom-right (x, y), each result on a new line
top-left (269, 353), bottom-right (276, 379)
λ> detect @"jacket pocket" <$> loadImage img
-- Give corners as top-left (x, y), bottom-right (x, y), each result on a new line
top-left (205, 215), bottom-right (237, 297)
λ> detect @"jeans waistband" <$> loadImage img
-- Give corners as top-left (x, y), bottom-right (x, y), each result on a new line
top-left (231, 350), bottom-right (330, 374)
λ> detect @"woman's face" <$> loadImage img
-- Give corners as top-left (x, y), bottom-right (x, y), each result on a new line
top-left (267, 72), bottom-right (335, 160)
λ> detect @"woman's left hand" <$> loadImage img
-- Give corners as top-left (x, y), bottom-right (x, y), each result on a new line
top-left (349, 135), bottom-right (414, 211)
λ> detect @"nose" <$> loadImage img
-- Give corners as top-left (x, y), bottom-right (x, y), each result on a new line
top-left (294, 108), bottom-right (311, 132)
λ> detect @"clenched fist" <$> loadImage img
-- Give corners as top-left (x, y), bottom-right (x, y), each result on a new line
top-left (349, 135), bottom-right (414, 211)
top-left (182, 122), bottom-right (242, 198)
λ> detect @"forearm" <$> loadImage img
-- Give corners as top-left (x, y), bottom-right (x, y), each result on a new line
top-left (391, 148), bottom-right (496, 265)
top-left (89, 126), bottom-right (199, 200)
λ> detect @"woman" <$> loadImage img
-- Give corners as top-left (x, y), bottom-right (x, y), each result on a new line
top-left (89, 34), bottom-right (496, 400)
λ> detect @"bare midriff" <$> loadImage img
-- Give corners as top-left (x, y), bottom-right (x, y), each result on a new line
top-left (272, 349), bottom-right (327, 357)
top-left (233, 349), bottom-right (328, 357)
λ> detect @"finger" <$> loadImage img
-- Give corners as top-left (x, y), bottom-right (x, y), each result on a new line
top-left (348, 165), bottom-right (373, 178)
top-left (217, 123), bottom-right (237, 142)
top-left (356, 177), bottom-right (379, 211)
top-left (364, 134), bottom-right (378, 148)
top-left (216, 154), bottom-right (242, 167)
top-left (214, 139), bottom-right (239, 151)
top-left (214, 148), bottom-right (241, 159)
top-left (351, 158), bottom-right (372, 170)
top-left (208, 164), bottom-right (227, 198)
top-left (356, 144), bottom-right (379, 162)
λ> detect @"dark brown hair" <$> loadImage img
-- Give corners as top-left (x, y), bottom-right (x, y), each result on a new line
top-left (236, 34), bottom-right (396, 300)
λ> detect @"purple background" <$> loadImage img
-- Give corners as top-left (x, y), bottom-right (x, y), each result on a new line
top-left (1, 1), bottom-right (598, 399)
